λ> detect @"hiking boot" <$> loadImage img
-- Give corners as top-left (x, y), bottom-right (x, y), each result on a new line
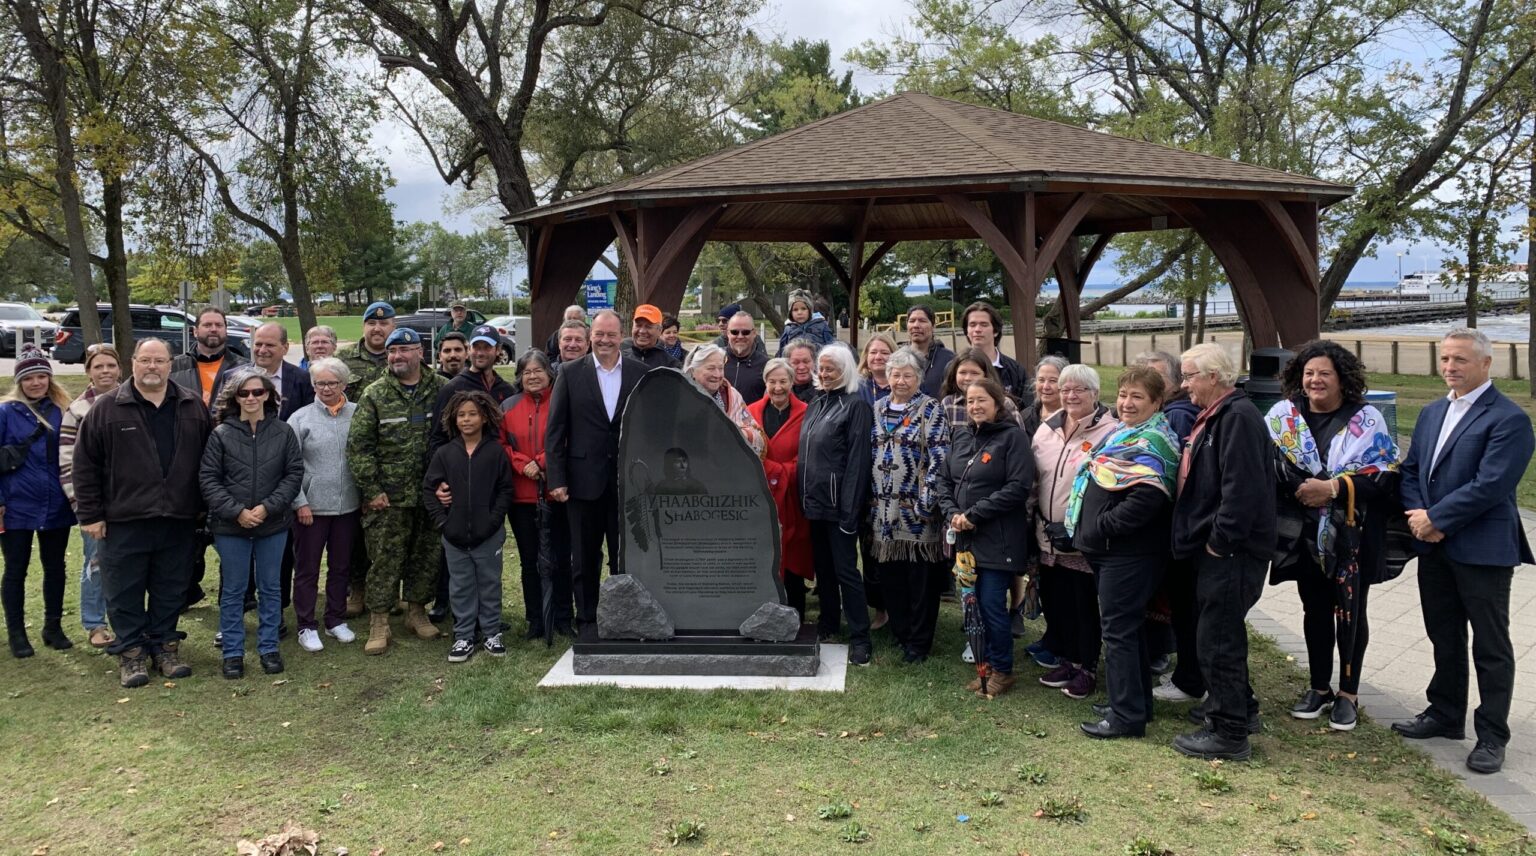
top-left (8, 631), bottom-right (34, 659)
top-left (1039, 662), bottom-right (1077, 688)
top-left (119, 647), bottom-right (150, 688)
top-left (981, 672), bottom-right (1018, 698)
top-left (405, 603), bottom-right (441, 640)
top-left (344, 588), bottom-right (365, 618)
top-left (153, 641), bottom-right (192, 679)
top-left (1061, 669), bottom-right (1096, 700)
top-left (364, 612), bottom-right (391, 655)
top-left (41, 619), bottom-right (73, 650)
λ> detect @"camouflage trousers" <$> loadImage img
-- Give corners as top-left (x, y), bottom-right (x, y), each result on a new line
top-left (362, 506), bottom-right (439, 613)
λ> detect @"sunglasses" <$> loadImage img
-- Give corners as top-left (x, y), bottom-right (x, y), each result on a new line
top-left (236, 388), bottom-right (268, 399)
top-left (728, 330), bottom-right (753, 337)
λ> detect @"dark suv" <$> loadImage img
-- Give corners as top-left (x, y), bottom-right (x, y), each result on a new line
top-left (53, 304), bottom-right (252, 363)
top-left (393, 307), bottom-right (517, 363)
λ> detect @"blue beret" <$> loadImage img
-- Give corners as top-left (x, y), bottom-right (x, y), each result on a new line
top-left (385, 328), bottom-right (421, 347)
top-left (364, 301), bottom-right (396, 320)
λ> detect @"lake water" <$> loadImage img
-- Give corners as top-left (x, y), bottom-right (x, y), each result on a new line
top-left (1345, 314), bottom-right (1532, 342)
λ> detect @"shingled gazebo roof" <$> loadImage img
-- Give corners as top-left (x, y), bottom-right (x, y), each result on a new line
top-left (510, 92), bottom-right (1350, 229)
top-left (511, 92), bottom-right (1351, 367)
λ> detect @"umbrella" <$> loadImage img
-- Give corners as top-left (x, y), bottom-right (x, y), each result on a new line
top-left (535, 480), bottom-right (558, 647)
top-left (953, 548), bottom-right (991, 696)
top-left (1324, 475), bottom-right (1364, 683)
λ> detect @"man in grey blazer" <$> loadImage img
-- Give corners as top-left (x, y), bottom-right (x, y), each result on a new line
top-left (1394, 328), bottom-right (1535, 774)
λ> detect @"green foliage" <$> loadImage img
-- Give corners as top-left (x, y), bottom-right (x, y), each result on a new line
top-left (1124, 836), bottom-right (1174, 856)
top-left (1015, 763), bottom-right (1051, 785)
top-left (666, 819), bottom-right (705, 847)
top-left (0, 234), bottom-right (71, 302)
top-left (836, 821), bottom-right (870, 843)
top-left (736, 37), bottom-right (862, 138)
top-left (1194, 767), bottom-right (1233, 794)
top-left (1035, 793), bottom-right (1088, 823)
top-left (817, 802), bottom-right (853, 820)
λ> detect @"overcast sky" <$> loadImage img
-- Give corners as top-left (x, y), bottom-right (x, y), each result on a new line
top-left (373, 1), bottom-right (1481, 286)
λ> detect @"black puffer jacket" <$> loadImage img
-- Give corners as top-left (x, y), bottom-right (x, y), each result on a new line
top-left (422, 436), bottom-right (514, 549)
top-left (936, 418), bottom-right (1034, 570)
top-left (798, 388), bottom-right (873, 532)
top-left (199, 415), bottom-right (304, 538)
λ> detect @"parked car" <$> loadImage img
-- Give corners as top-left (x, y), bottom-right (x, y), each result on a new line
top-left (0, 303), bottom-right (58, 356)
top-left (53, 304), bottom-right (252, 363)
top-left (394, 307), bottom-right (517, 363)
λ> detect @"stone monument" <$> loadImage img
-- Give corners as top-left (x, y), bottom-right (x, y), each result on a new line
top-left (574, 368), bottom-right (819, 677)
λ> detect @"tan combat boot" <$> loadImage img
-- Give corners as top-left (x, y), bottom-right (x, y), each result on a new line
top-left (344, 588), bottom-right (365, 619)
top-left (405, 603), bottom-right (441, 640)
top-left (364, 612), bottom-right (391, 655)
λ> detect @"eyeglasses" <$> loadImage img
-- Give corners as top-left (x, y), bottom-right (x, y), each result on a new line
top-left (1059, 386), bottom-right (1093, 396)
top-left (728, 330), bottom-right (753, 337)
top-left (236, 389), bottom-right (268, 399)
top-left (312, 381), bottom-right (342, 389)
top-left (134, 357), bottom-right (170, 367)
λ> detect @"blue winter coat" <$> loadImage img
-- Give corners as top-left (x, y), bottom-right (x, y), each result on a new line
top-left (777, 316), bottom-right (836, 356)
top-left (0, 398), bottom-right (76, 531)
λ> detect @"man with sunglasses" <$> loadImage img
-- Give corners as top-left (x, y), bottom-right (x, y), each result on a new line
top-left (347, 328), bottom-right (446, 653)
top-left (720, 311), bottom-right (767, 404)
top-left (72, 338), bottom-right (213, 688)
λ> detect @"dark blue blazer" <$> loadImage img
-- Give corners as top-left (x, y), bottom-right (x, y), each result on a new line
top-left (1400, 384), bottom-right (1534, 567)
top-left (276, 367), bottom-right (314, 422)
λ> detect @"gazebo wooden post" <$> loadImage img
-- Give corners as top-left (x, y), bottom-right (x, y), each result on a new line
top-left (1049, 232), bottom-right (1114, 343)
top-left (609, 204), bottom-right (725, 316)
top-left (808, 201), bottom-right (895, 351)
top-left (528, 218), bottom-right (621, 344)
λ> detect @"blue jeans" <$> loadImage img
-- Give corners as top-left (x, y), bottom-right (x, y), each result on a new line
top-left (976, 568), bottom-right (1014, 674)
top-left (80, 530), bottom-right (108, 631)
top-left (216, 533), bottom-right (287, 658)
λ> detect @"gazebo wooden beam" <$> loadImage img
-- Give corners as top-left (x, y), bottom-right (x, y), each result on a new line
top-left (1258, 199), bottom-right (1320, 293)
top-left (528, 217), bottom-right (619, 344)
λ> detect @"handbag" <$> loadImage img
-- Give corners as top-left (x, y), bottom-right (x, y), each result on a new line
top-left (0, 419), bottom-right (44, 475)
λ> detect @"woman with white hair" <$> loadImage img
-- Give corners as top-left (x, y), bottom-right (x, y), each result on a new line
top-left (868, 347), bottom-right (950, 663)
top-left (287, 357), bottom-right (361, 652)
top-left (1032, 363), bottom-right (1116, 701)
top-left (684, 344), bottom-right (765, 457)
top-left (1168, 342), bottom-right (1276, 762)
top-left (798, 343), bottom-right (875, 666)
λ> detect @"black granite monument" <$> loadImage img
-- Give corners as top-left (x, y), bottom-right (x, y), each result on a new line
top-left (574, 368), bottom-right (819, 677)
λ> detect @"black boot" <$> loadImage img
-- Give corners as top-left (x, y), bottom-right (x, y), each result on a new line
top-left (41, 619), bottom-right (73, 651)
top-left (8, 631), bottom-right (34, 659)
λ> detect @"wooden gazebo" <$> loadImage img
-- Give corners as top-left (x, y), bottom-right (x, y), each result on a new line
top-left (506, 92), bottom-right (1352, 367)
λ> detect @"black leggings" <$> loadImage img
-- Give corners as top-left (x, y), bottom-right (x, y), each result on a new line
top-left (1, 527), bottom-right (70, 631)
top-left (1297, 564), bottom-right (1370, 695)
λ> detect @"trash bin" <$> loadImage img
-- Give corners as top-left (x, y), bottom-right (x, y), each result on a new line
top-left (1243, 347), bottom-right (1294, 415)
top-left (1364, 390), bottom-right (1398, 439)
top-left (1043, 337), bottom-right (1084, 363)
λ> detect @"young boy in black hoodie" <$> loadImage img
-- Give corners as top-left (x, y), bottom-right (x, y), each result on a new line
top-left (423, 391), bottom-right (514, 662)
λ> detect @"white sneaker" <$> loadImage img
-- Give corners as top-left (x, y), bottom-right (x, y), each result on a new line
top-left (961, 642), bottom-right (975, 664)
top-left (297, 628), bottom-right (323, 653)
top-left (1152, 677), bottom-right (1201, 702)
top-left (325, 623), bottom-right (355, 643)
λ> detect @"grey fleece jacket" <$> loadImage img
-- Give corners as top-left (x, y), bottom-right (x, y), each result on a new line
top-left (288, 399), bottom-right (361, 515)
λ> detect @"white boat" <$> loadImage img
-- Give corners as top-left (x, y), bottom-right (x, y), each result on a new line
top-left (1397, 268), bottom-right (1526, 296)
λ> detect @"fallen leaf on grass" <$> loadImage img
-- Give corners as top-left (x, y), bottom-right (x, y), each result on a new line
top-left (45, 797), bottom-right (59, 807)
top-left (430, 842), bottom-right (444, 852)
top-left (282, 722), bottom-right (292, 728)
top-left (31, 846), bottom-right (48, 855)
top-left (272, 679), bottom-right (290, 686)
top-left (457, 839), bottom-right (469, 846)
top-left (235, 821), bottom-right (320, 855)
top-left (317, 682), bottom-right (332, 689)
top-left (1301, 812), bottom-right (1318, 821)
top-left (163, 682), bottom-right (176, 689)
top-left (116, 697), bottom-right (130, 704)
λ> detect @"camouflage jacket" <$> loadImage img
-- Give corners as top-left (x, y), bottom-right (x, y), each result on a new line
top-left (336, 342), bottom-right (388, 401)
top-left (347, 369), bottom-right (444, 506)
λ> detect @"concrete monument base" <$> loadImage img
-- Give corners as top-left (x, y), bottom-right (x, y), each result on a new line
top-left (569, 625), bottom-right (821, 677)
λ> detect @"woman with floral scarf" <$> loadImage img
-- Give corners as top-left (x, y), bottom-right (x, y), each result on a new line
top-left (683, 345), bottom-right (765, 458)
top-left (1066, 366), bottom-right (1181, 739)
top-left (1266, 340), bottom-right (1399, 733)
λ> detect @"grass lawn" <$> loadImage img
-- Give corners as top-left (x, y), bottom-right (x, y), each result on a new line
top-left (1, 372), bottom-right (1532, 853)
top-left (275, 316), bottom-right (365, 344)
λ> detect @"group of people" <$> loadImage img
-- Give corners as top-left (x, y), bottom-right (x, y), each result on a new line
top-left (1, 294), bottom-right (1528, 775)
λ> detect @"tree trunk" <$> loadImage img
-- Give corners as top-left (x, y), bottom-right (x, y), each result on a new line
top-left (1196, 290), bottom-right (1208, 342)
top-left (1182, 292), bottom-right (1195, 350)
top-left (101, 175), bottom-right (133, 352)
top-left (13, 0), bottom-right (101, 345)
top-left (1466, 232), bottom-right (1481, 328)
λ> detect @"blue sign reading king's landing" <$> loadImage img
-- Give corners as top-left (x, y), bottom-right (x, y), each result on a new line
top-left (584, 278), bottom-right (616, 312)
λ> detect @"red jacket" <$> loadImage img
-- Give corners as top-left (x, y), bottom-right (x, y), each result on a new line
top-left (500, 388), bottom-right (552, 504)
top-left (747, 395), bottom-right (813, 580)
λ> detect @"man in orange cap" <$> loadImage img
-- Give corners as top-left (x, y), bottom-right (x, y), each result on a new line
top-left (620, 304), bottom-right (681, 369)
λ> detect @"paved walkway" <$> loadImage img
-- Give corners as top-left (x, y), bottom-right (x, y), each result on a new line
top-left (1252, 509), bottom-right (1536, 830)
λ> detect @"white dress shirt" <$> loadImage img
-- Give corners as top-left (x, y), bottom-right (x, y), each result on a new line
top-left (1431, 378), bottom-right (1492, 468)
top-left (595, 356), bottom-right (623, 420)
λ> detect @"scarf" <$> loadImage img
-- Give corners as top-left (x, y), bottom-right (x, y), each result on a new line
top-left (1176, 387), bottom-right (1236, 496)
top-left (1265, 399), bottom-right (1400, 563)
top-left (1065, 412), bottom-right (1180, 535)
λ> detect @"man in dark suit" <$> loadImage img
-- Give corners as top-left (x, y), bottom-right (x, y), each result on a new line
top-left (251, 322), bottom-right (313, 421)
top-left (1394, 328), bottom-right (1535, 774)
top-left (545, 310), bottom-right (647, 626)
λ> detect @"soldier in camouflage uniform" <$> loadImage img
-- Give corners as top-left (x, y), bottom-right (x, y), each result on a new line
top-left (347, 326), bottom-right (445, 654)
top-left (333, 301), bottom-right (394, 616)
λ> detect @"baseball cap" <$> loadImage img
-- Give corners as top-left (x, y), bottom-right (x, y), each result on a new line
top-left (633, 304), bottom-right (662, 325)
top-left (450, 302), bottom-right (466, 310)
top-left (469, 325), bottom-right (499, 347)
top-left (384, 328), bottom-right (421, 348)
top-left (364, 301), bottom-right (396, 321)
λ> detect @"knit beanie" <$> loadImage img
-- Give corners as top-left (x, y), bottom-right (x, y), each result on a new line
top-left (13, 344), bottom-right (51, 381)
top-left (787, 289), bottom-right (815, 315)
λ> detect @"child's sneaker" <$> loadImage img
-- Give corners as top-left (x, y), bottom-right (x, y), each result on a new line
top-left (483, 634), bottom-right (507, 657)
top-left (448, 639), bottom-right (475, 663)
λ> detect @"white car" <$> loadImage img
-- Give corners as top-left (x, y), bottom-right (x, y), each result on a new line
top-left (0, 303), bottom-right (57, 356)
